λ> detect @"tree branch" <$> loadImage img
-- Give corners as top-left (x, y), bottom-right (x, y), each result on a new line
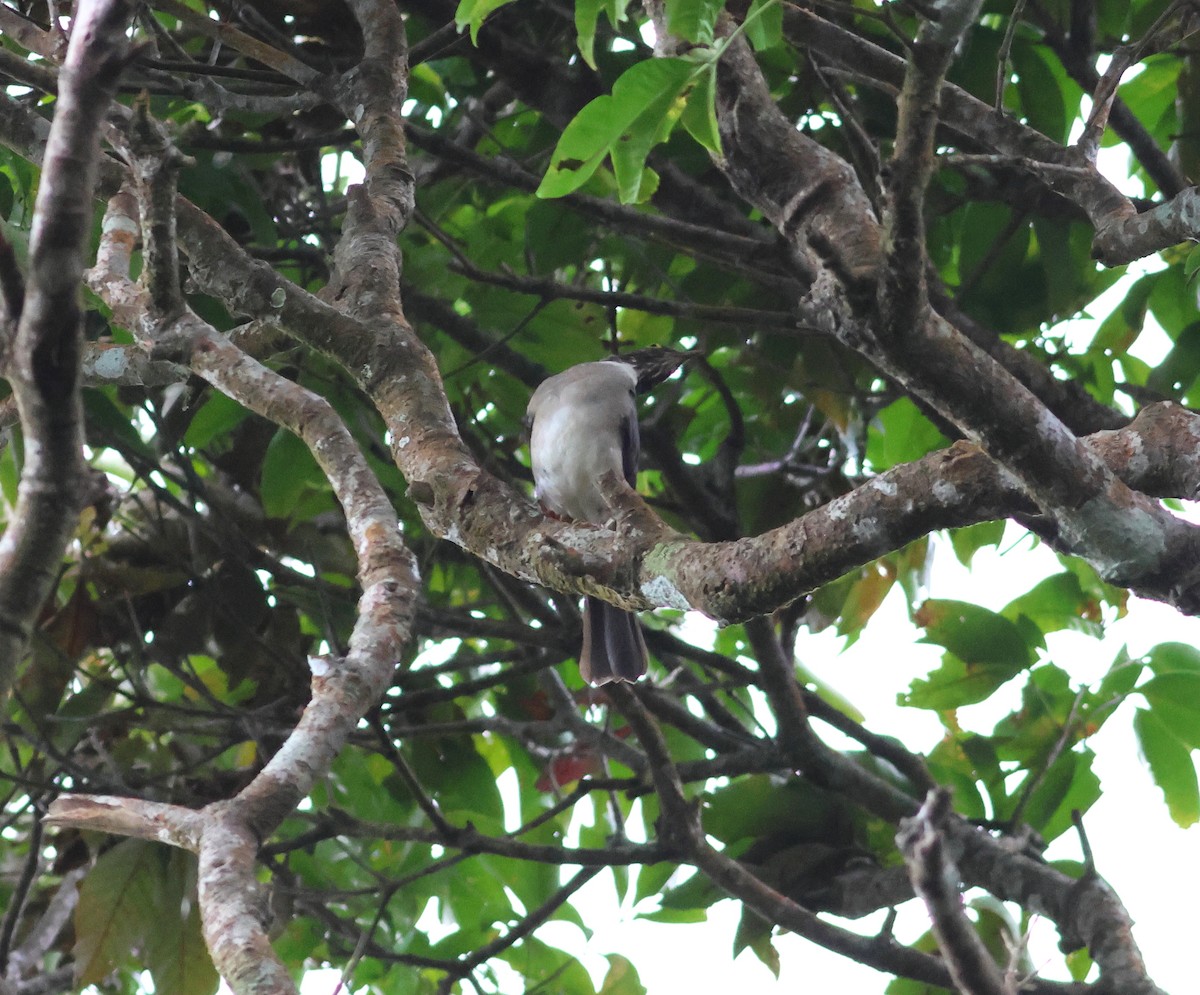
top-left (899, 790), bottom-right (1013, 995)
top-left (606, 683), bottom-right (974, 991)
top-left (73, 102), bottom-right (420, 988)
top-left (0, 0), bottom-right (135, 695)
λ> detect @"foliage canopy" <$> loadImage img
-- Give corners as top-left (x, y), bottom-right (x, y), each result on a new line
top-left (1, 0), bottom-right (1199, 994)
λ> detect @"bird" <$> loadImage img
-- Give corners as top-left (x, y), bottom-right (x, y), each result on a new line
top-left (526, 347), bottom-right (697, 685)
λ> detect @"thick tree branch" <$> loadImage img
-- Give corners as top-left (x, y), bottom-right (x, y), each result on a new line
top-left (696, 21), bottom-right (1200, 617)
top-left (72, 106), bottom-right (420, 989)
top-left (43, 795), bottom-right (203, 848)
top-left (323, 0), bottom-right (413, 319)
top-left (0, 0), bottom-right (134, 695)
top-left (1090, 188), bottom-right (1200, 267)
top-left (882, 0), bottom-right (984, 334)
top-left (949, 817), bottom-right (1167, 995)
top-left (787, 6), bottom-right (1200, 265)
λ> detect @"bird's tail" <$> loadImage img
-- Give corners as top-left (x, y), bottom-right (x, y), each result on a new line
top-left (580, 596), bottom-right (647, 684)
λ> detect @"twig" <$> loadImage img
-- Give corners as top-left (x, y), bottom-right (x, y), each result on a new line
top-left (1075, 46), bottom-right (1134, 162)
top-left (994, 0), bottom-right (1029, 111)
top-left (1008, 686), bottom-right (1086, 828)
top-left (436, 867), bottom-right (602, 994)
top-left (0, 808), bottom-right (42, 967)
top-left (414, 208), bottom-right (804, 333)
top-left (899, 789), bottom-right (1013, 995)
top-left (607, 682), bottom-right (961, 988)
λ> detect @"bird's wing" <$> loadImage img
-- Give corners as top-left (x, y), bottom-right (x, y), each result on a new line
top-left (619, 389), bottom-right (639, 488)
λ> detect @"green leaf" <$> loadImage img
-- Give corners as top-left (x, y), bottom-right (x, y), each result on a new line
top-left (1146, 640), bottom-right (1200, 675)
top-left (499, 937), bottom-right (596, 994)
top-left (575, 0), bottom-right (605, 68)
top-left (866, 397), bottom-right (949, 471)
top-left (409, 62), bottom-right (446, 109)
top-left (633, 861), bottom-right (678, 904)
top-left (75, 839), bottom-right (159, 985)
top-left (1012, 40), bottom-right (1071, 143)
top-left (409, 736), bottom-right (505, 823)
top-left (1152, 322), bottom-right (1200, 401)
top-left (1013, 748), bottom-right (1101, 842)
top-left (184, 389), bottom-right (249, 449)
top-left (665, 0), bottom-right (724, 44)
top-left (617, 308), bottom-right (675, 346)
top-left (639, 904), bottom-right (711, 923)
top-left (902, 653), bottom-right (1025, 710)
top-left (948, 520), bottom-right (1006, 567)
top-left (1135, 706), bottom-right (1200, 827)
top-left (574, 0), bottom-right (631, 68)
top-left (538, 58), bottom-right (695, 201)
top-left (927, 737), bottom-right (992, 820)
top-left (1056, 554), bottom-right (1128, 619)
top-left (902, 601), bottom-right (1035, 710)
top-left (84, 389), bottom-right (156, 461)
top-left (1002, 572), bottom-right (1101, 638)
top-left (886, 980), bottom-right (953, 995)
top-left (703, 775), bottom-right (848, 844)
top-left (598, 953), bottom-right (647, 995)
top-left (658, 864), bottom-right (723, 914)
top-left (734, 906), bottom-right (780, 977)
top-left (259, 427), bottom-right (331, 521)
top-left (743, 0), bottom-right (783, 50)
top-left (1186, 243), bottom-right (1200, 286)
top-left (0, 171), bottom-right (13, 219)
top-left (1092, 645), bottom-right (1142, 705)
top-left (454, 0), bottom-right (517, 44)
top-left (0, 433), bottom-right (18, 506)
top-left (1091, 271), bottom-right (1155, 354)
top-left (915, 599), bottom-right (1036, 669)
top-left (610, 70), bottom-right (696, 203)
top-left (993, 665), bottom-right (1077, 766)
top-left (146, 850), bottom-right (220, 995)
top-left (680, 62), bottom-right (721, 153)
top-left (1141, 672), bottom-right (1200, 749)
top-left (969, 895), bottom-right (1025, 972)
top-left (1115, 54), bottom-right (1179, 153)
top-left (1148, 264), bottom-right (1195, 340)
top-left (1065, 945), bottom-right (1095, 983)
top-left (836, 562), bottom-right (896, 643)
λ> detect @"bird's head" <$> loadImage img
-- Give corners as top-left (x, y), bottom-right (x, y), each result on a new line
top-left (605, 346), bottom-right (702, 393)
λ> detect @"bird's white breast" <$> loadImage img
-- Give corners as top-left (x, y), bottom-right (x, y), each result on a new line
top-left (528, 361), bottom-right (637, 523)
